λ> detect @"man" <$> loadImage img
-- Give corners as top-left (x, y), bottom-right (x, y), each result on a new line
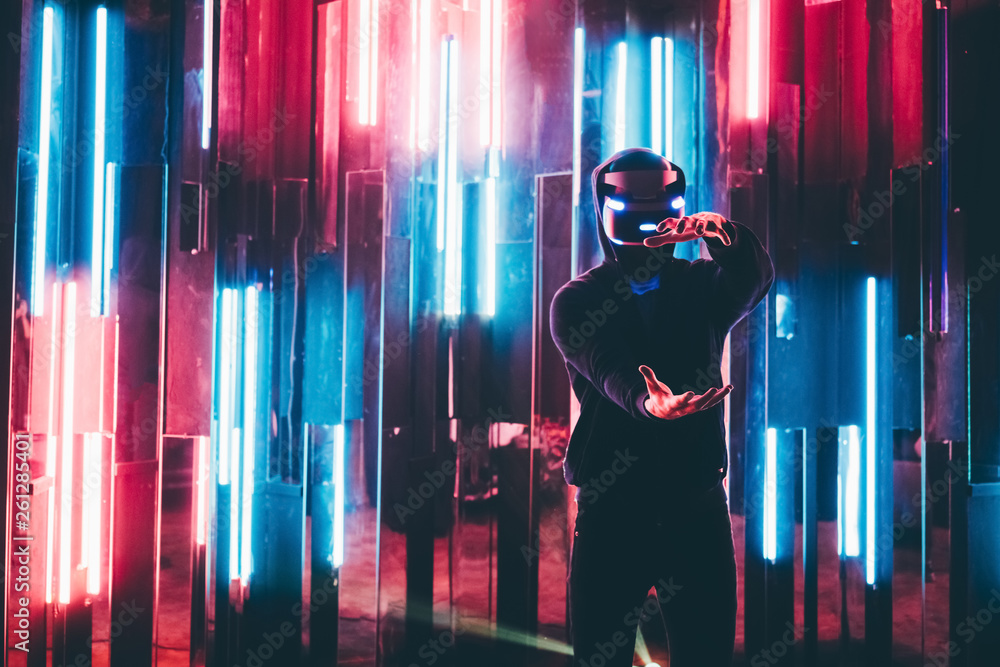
top-left (550, 148), bottom-right (774, 666)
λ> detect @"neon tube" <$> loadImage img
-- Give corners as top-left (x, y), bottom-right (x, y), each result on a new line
top-left (218, 289), bottom-right (233, 485)
top-left (572, 28), bottom-right (584, 203)
top-left (84, 433), bottom-right (102, 594)
top-left (370, 0), bottom-right (379, 126)
top-left (614, 42), bottom-right (626, 152)
top-left (240, 287), bottom-right (258, 583)
top-left (442, 37), bottom-right (462, 316)
top-left (417, 0), bottom-right (432, 151)
top-left (91, 7), bottom-right (108, 317)
top-left (202, 0), bottom-right (213, 149)
top-left (359, 0), bottom-right (371, 124)
top-left (865, 277), bottom-right (876, 585)
top-left (844, 424), bottom-right (861, 557)
top-left (939, 12), bottom-right (948, 333)
top-left (480, 0), bottom-right (492, 146)
top-left (33, 7), bottom-right (55, 316)
top-left (484, 176), bottom-right (496, 316)
top-left (837, 466), bottom-right (842, 556)
top-left (410, 0), bottom-right (418, 148)
top-left (490, 0), bottom-right (501, 146)
top-left (436, 38), bottom-right (449, 252)
top-left (663, 37), bottom-right (673, 160)
top-left (102, 162), bottom-right (116, 315)
top-left (229, 425), bottom-right (240, 581)
top-left (59, 282), bottom-right (77, 604)
top-left (45, 283), bottom-right (60, 603)
top-left (333, 424), bottom-right (345, 568)
top-left (764, 427), bottom-right (776, 561)
top-left (747, 0), bottom-right (761, 119)
top-left (651, 38), bottom-right (662, 154)
top-left (46, 283), bottom-right (61, 475)
top-left (228, 289), bottom-right (240, 580)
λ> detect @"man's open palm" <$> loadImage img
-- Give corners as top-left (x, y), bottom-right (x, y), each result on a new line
top-left (639, 365), bottom-right (733, 420)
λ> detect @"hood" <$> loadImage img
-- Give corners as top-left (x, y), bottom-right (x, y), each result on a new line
top-left (592, 151), bottom-right (620, 262)
top-left (591, 149), bottom-right (678, 270)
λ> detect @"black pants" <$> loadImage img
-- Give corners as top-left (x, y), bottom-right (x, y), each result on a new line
top-left (568, 482), bottom-right (737, 667)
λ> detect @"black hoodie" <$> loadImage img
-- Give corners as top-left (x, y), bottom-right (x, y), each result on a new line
top-left (549, 154), bottom-right (774, 507)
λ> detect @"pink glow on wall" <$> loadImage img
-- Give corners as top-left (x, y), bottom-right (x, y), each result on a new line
top-left (747, 0), bottom-right (763, 119)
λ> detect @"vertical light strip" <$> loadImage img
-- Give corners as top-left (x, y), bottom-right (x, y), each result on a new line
top-left (58, 282), bottom-right (77, 604)
top-left (370, 0), bottom-right (379, 126)
top-left (865, 277), bottom-right (877, 585)
top-left (447, 334), bottom-right (455, 416)
top-left (443, 37), bottom-right (462, 316)
top-left (436, 38), bottom-right (449, 252)
top-left (45, 283), bottom-right (61, 603)
top-left (836, 464), bottom-right (843, 556)
top-left (196, 436), bottom-right (209, 545)
top-left (33, 7), bottom-right (55, 316)
top-left (228, 290), bottom-right (240, 580)
top-left (91, 6), bottom-right (108, 317)
top-left (229, 425), bottom-right (240, 580)
top-left (572, 28), bottom-right (584, 203)
top-left (218, 289), bottom-right (233, 485)
top-left (938, 11), bottom-right (949, 333)
top-left (764, 427), bottom-right (777, 561)
top-left (484, 175), bottom-right (497, 316)
top-left (651, 37), bottom-right (662, 155)
top-left (480, 0), bottom-right (492, 146)
top-left (46, 283), bottom-right (61, 476)
top-left (845, 424), bottom-right (861, 557)
top-left (240, 287), bottom-right (257, 583)
top-left (83, 433), bottom-right (102, 594)
top-left (490, 0), bottom-right (501, 146)
top-left (417, 0), bottom-right (432, 150)
top-left (663, 37), bottom-right (674, 160)
top-left (614, 41), bottom-right (627, 152)
top-left (113, 317), bottom-right (120, 426)
top-left (747, 0), bottom-right (761, 119)
top-left (102, 162), bottom-right (116, 315)
top-left (202, 0), bottom-right (213, 149)
top-left (410, 0), bottom-right (418, 148)
top-left (332, 424), bottom-right (345, 568)
top-left (359, 0), bottom-right (371, 124)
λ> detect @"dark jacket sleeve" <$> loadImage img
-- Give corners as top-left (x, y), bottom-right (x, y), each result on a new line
top-left (702, 219), bottom-right (775, 330)
top-left (549, 283), bottom-right (655, 421)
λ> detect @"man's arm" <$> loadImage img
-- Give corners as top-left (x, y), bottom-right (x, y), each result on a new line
top-left (549, 283), bottom-right (654, 421)
top-left (702, 219), bottom-right (775, 330)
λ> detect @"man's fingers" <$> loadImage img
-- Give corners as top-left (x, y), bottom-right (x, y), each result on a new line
top-left (695, 385), bottom-right (734, 412)
top-left (656, 218), bottom-right (678, 233)
top-left (689, 212), bottom-right (733, 246)
top-left (644, 229), bottom-right (704, 247)
top-left (639, 365), bottom-right (661, 394)
top-left (688, 388), bottom-right (723, 411)
top-left (643, 233), bottom-right (677, 248)
top-left (713, 224), bottom-right (732, 246)
top-left (670, 391), bottom-right (696, 409)
top-left (645, 214), bottom-right (732, 247)
top-left (704, 220), bottom-right (732, 246)
top-left (640, 365), bottom-right (674, 397)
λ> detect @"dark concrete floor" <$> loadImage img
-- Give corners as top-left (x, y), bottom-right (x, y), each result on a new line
top-left (71, 500), bottom-right (949, 666)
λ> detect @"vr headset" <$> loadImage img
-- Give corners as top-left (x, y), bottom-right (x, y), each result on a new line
top-left (599, 167), bottom-right (686, 246)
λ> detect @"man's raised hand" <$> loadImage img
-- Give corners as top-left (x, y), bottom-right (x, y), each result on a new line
top-left (643, 211), bottom-right (732, 248)
top-left (639, 365), bottom-right (733, 420)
